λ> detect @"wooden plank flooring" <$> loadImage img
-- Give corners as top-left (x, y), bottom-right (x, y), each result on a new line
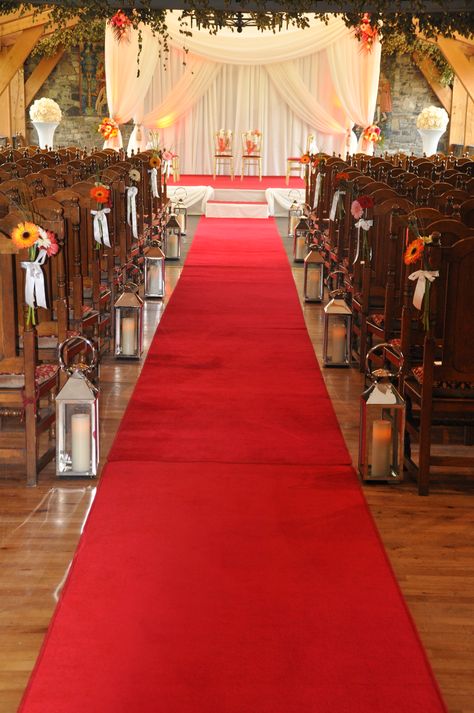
top-left (0, 216), bottom-right (473, 713)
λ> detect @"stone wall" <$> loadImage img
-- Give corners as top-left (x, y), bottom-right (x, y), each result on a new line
top-left (25, 45), bottom-right (447, 156)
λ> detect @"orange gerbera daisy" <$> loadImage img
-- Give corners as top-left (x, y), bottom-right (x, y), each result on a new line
top-left (90, 185), bottom-right (110, 204)
top-left (149, 155), bottom-right (161, 169)
top-left (11, 221), bottom-right (39, 249)
top-left (300, 154), bottom-right (310, 164)
top-left (404, 238), bottom-right (425, 265)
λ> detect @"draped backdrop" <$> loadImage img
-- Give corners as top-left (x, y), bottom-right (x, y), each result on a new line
top-left (104, 12), bottom-right (381, 173)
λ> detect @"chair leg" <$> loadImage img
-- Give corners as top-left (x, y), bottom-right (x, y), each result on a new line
top-left (259, 158), bottom-right (262, 181)
top-left (213, 157), bottom-right (216, 180)
top-left (231, 157), bottom-right (234, 181)
top-left (417, 397), bottom-right (433, 496)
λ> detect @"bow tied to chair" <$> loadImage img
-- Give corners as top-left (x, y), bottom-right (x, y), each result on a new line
top-left (126, 185), bottom-right (138, 239)
top-left (21, 250), bottom-right (48, 312)
top-left (149, 167), bottom-right (159, 198)
top-left (408, 270), bottom-right (439, 310)
top-left (91, 207), bottom-right (111, 247)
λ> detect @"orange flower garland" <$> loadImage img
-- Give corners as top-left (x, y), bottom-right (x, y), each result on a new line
top-left (149, 155), bottom-right (161, 169)
top-left (108, 10), bottom-right (132, 42)
top-left (300, 154), bottom-right (310, 164)
top-left (354, 12), bottom-right (378, 52)
top-left (362, 124), bottom-right (382, 144)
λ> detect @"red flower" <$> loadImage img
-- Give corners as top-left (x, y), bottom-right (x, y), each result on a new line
top-left (335, 172), bottom-right (349, 184)
top-left (358, 195), bottom-right (374, 209)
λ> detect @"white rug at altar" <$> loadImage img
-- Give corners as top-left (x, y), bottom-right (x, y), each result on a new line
top-left (168, 184), bottom-right (305, 217)
top-left (205, 200), bottom-right (270, 219)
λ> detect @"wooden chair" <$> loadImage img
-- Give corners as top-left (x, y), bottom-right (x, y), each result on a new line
top-left (213, 130), bottom-right (234, 180)
top-left (286, 134), bottom-right (315, 185)
top-left (402, 236), bottom-right (474, 494)
top-left (241, 130), bottom-right (263, 181)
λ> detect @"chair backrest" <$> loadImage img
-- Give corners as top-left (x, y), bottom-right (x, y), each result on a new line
top-left (214, 130), bottom-right (233, 155)
top-left (242, 130), bottom-right (262, 156)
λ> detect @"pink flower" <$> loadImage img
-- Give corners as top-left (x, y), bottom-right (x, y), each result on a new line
top-left (351, 200), bottom-right (363, 220)
top-left (162, 150), bottom-right (173, 162)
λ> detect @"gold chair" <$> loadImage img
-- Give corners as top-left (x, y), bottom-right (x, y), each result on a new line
top-left (286, 134), bottom-right (316, 185)
top-left (241, 130), bottom-right (263, 181)
top-left (213, 130), bottom-right (234, 180)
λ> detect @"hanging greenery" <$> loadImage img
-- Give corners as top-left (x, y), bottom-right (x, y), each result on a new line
top-left (0, 1), bottom-right (473, 52)
top-left (382, 34), bottom-right (455, 87)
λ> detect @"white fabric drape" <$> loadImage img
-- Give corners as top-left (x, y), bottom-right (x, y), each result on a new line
top-left (166, 12), bottom-right (351, 64)
top-left (104, 23), bottom-right (159, 148)
top-left (327, 35), bottom-right (382, 152)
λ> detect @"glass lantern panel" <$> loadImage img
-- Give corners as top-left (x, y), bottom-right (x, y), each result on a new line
top-left (363, 405), bottom-right (405, 481)
top-left (325, 316), bottom-right (350, 364)
top-left (145, 259), bottom-right (165, 297)
top-left (59, 402), bottom-right (94, 475)
top-left (165, 230), bottom-right (180, 259)
top-left (115, 307), bottom-right (140, 357)
top-left (304, 264), bottom-right (323, 301)
top-left (294, 233), bottom-right (307, 261)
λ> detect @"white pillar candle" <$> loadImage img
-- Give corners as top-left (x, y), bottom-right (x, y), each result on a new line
top-left (306, 269), bottom-right (321, 300)
top-left (330, 321), bottom-right (347, 363)
top-left (289, 215), bottom-right (299, 236)
top-left (371, 419), bottom-right (392, 478)
top-left (71, 413), bottom-right (91, 473)
top-left (166, 232), bottom-right (179, 258)
top-left (147, 263), bottom-right (163, 296)
top-left (176, 212), bottom-right (186, 233)
top-left (295, 235), bottom-right (306, 260)
top-left (121, 316), bottom-right (136, 356)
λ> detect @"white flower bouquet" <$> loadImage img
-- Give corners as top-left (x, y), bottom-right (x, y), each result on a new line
top-left (416, 106), bottom-right (449, 130)
top-left (29, 97), bottom-right (62, 123)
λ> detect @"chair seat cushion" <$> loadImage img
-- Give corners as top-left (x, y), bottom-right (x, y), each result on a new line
top-left (0, 360), bottom-right (59, 389)
top-left (411, 365), bottom-right (474, 398)
top-left (368, 313), bottom-right (384, 328)
top-left (287, 157), bottom-right (301, 162)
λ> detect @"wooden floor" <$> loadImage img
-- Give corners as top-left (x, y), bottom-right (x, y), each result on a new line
top-left (0, 216), bottom-right (473, 713)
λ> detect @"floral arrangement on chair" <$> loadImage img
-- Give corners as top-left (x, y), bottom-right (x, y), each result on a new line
top-left (89, 183), bottom-right (111, 249)
top-left (217, 129), bottom-right (232, 154)
top-left (351, 194), bottom-right (374, 262)
top-left (11, 221), bottom-right (59, 325)
top-left (98, 117), bottom-right (119, 140)
top-left (244, 130), bottom-right (261, 156)
top-left (354, 13), bottom-right (378, 52)
top-left (416, 106), bottom-right (449, 131)
top-left (108, 10), bottom-right (132, 42)
top-left (29, 97), bottom-right (62, 124)
top-left (404, 220), bottom-right (438, 331)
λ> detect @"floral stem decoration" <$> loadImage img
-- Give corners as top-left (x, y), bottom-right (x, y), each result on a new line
top-left (108, 10), bottom-right (132, 42)
top-left (354, 12), bottom-right (378, 52)
top-left (405, 233), bottom-right (438, 331)
top-left (330, 172), bottom-right (350, 222)
top-left (351, 194), bottom-right (374, 263)
top-left (98, 117), bottom-right (119, 141)
top-left (90, 183), bottom-right (111, 249)
top-left (11, 223), bottom-right (59, 326)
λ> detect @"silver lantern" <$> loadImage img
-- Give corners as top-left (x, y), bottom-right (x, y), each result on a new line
top-left (144, 241), bottom-right (166, 299)
top-left (172, 187), bottom-right (187, 235)
top-left (114, 282), bottom-right (144, 359)
top-left (358, 344), bottom-right (406, 482)
top-left (56, 336), bottom-right (99, 477)
top-left (163, 212), bottom-right (181, 260)
top-left (303, 246), bottom-right (324, 303)
top-left (323, 273), bottom-right (352, 366)
top-left (293, 214), bottom-right (310, 263)
top-left (287, 191), bottom-right (303, 237)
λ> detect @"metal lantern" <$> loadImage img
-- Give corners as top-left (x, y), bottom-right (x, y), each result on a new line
top-left (303, 246), bottom-right (324, 302)
top-left (163, 212), bottom-right (181, 260)
top-left (172, 187), bottom-right (187, 235)
top-left (293, 214), bottom-right (310, 263)
top-left (358, 344), bottom-right (406, 482)
top-left (287, 191), bottom-right (303, 237)
top-left (114, 282), bottom-right (143, 359)
top-left (323, 272), bottom-right (352, 366)
top-left (144, 241), bottom-right (166, 298)
top-left (56, 336), bottom-right (99, 477)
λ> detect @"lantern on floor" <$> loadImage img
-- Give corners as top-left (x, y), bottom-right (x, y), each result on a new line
top-left (293, 214), bottom-right (310, 263)
top-left (114, 282), bottom-right (143, 359)
top-left (163, 212), bottom-right (181, 260)
top-left (287, 191), bottom-right (303, 237)
top-left (172, 187), bottom-right (187, 235)
top-left (303, 245), bottom-right (324, 302)
top-left (323, 272), bottom-right (352, 366)
top-left (144, 240), bottom-right (166, 298)
top-left (56, 336), bottom-right (99, 477)
top-left (359, 343), bottom-right (406, 482)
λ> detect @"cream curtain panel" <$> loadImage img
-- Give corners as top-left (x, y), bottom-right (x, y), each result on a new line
top-left (104, 13), bottom-right (381, 168)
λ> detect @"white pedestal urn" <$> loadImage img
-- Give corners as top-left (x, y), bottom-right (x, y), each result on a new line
top-left (32, 121), bottom-right (59, 150)
top-left (417, 128), bottom-right (445, 157)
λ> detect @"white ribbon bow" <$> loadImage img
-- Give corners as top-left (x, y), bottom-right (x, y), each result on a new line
top-left (91, 208), bottom-right (111, 247)
top-left (329, 190), bottom-right (340, 222)
top-left (149, 168), bottom-right (159, 198)
top-left (126, 186), bottom-right (138, 240)
top-left (408, 270), bottom-right (439, 310)
top-left (355, 218), bottom-right (373, 232)
top-left (314, 173), bottom-right (322, 209)
top-left (21, 251), bottom-right (47, 310)
top-left (162, 160), bottom-right (170, 177)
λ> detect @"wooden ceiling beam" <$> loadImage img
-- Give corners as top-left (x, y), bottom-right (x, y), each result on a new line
top-left (0, 25), bottom-right (44, 96)
top-left (0, 11), bottom-right (51, 39)
top-left (24, 47), bottom-right (64, 107)
top-left (412, 50), bottom-right (452, 113)
top-left (437, 37), bottom-right (474, 102)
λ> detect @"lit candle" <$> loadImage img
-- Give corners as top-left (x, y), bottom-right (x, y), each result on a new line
top-left (289, 214), bottom-right (299, 236)
top-left (121, 316), bottom-right (136, 356)
top-left (166, 232), bottom-right (179, 258)
top-left (147, 263), bottom-right (163, 296)
top-left (330, 321), bottom-right (347, 363)
top-left (371, 419), bottom-right (392, 478)
top-left (295, 235), bottom-right (306, 260)
top-left (71, 413), bottom-right (91, 473)
top-left (176, 212), bottom-right (185, 233)
top-left (306, 269), bottom-right (321, 300)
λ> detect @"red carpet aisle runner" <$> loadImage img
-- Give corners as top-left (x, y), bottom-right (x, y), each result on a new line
top-left (19, 219), bottom-right (447, 713)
